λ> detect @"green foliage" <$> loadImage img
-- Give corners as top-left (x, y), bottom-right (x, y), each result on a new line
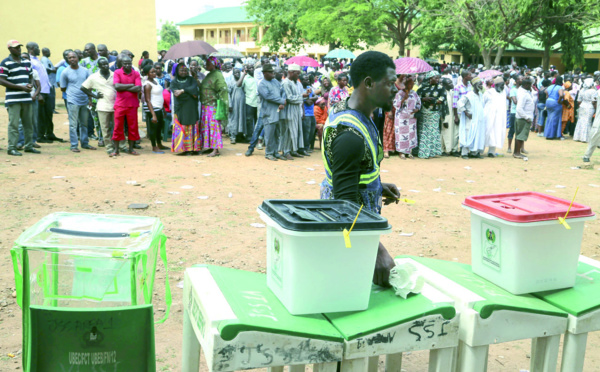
top-left (246, 0), bottom-right (306, 53)
top-left (157, 21), bottom-right (180, 51)
top-left (559, 24), bottom-right (586, 71)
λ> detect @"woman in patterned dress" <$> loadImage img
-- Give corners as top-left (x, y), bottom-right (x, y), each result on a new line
top-left (416, 71), bottom-right (446, 159)
top-left (328, 73), bottom-right (350, 108)
top-left (200, 57), bottom-right (229, 157)
top-left (393, 76), bottom-right (421, 159)
top-left (383, 75), bottom-right (405, 158)
top-left (573, 78), bottom-right (597, 142)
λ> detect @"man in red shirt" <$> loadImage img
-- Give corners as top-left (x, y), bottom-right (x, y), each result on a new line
top-left (112, 56), bottom-right (141, 155)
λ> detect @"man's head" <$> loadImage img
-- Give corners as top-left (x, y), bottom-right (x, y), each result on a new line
top-left (274, 67), bottom-right (283, 82)
top-left (521, 77), bottom-right (533, 91)
top-left (190, 59), bottom-right (199, 72)
top-left (461, 69), bottom-right (472, 84)
top-left (471, 77), bottom-right (483, 92)
top-left (550, 70), bottom-right (558, 78)
top-left (287, 64), bottom-right (301, 81)
top-left (42, 47), bottom-right (50, 57)
top-left (442, 77), bottom-right (454, 91)
top-left (245, 64), bottom-right (255, 77)
top-left (514, 74), bottom-right (523, 87)
top-left (20, 53), bottom-right (30, 61)
top-left (26, 42), bottom-right (40, 56)
top-left (233, 68), bottom-right (242, 80)
top-left (349, 51), bottom-right (397, 111)
top-left (153, 62), bottom-right (163, 75)
top-left (110, 50), bottom-right (118, 56)
top-left (222, 62), bottom-right (232, 73)
top-left (7, 40), bottom-right (22, 58)
top-left (542, 79), bottom-right (551, 88)
top-left (98, 57), bottom-right (110, 73)
top-left (121, 56), bottom-right (133, 73)
top-left (493, 76), bottom-right (505, 92)
top-left (121, 50), bottom-right (134, 60)
top-left (142, 51), bottom-right (149, 59)
top-left (62, 49), bottom-right (73, 62)
top-left (74, 49), bottom-right (84, 60)
top-left (263, 63), bottom-right (274, 81)
top-left (261, 57), bottom-right (269, 66)
top-left (84, 43), bottom-right (97, 59)
top-left (67, 51), bottom-right (79, 67)
top-left (97, 44), bottom-right (109, 58)
top-left (300, 73), bottom-right (309, 87)
top-left (337, 73), bottom-right (349, 89)
top-left (159, 50), bottom-right (167, 58)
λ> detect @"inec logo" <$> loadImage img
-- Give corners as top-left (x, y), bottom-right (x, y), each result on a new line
top-left (486, 229), bottom-right (496, 244)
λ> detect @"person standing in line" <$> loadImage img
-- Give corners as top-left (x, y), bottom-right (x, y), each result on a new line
top-left (301, 73), bottom-right (318, 153)
top-left (506, 75), bottom-right (522, 153)
top-left (41, 47), bottom-right (60, 117)
top-left (393, 76), bottom-right (421, 159)
top-left (441, 77), bottom-right (459, 156)
top-left (200, 57), bottom-right (229, 157)
top-left (81, 57), bottom-right (126, 157)
top-left (544, 76), bottom-right (565, 139)
top-left (535, 79), bottom-right (550, 137)
top-left (170, 63), bottom-right (202, 155)
top-left (0, 40), bottom-right (40, 155)
top-left (26, 42), bottom-right (56, 144)
top-left (227, 68), bottom-right (246, 144)
top-left (457, 77), bottom-right (486, 159)
top-left (281, 64), bottom-right (306, 159)
top-left (142, 65), bottom-right (167, 154)
top-left (416, 71), bottom-right (445, 159)
top-left (246, 63), bottom-right (286, 160)
top-left (112, 56), bottom-right (142, 156)
top-left (514, 77), bottom-right (535, 160)
top-left (16, 53), bottom-right (40, 150)
top-left (237, 63), bottom-right (258, 141)
top-left (573, 78), bottom-right (597, 142)
top-left (60, 51), bottom-right (95, 153)
top-left (483, 76), bottom-right (507, 157)
top-left (80, 43), bottom-right (102, 144)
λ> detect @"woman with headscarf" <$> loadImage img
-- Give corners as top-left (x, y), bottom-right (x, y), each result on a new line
top-left (383, 75), bottom-right (405, 158)
top-left (544, 76), bottom-right (565, 139)
top-left (328, 73), bottom-right (350, 108)
top-left (200, 56), bottom-right (229, 157)
top-left (562, 80), bottom-right (575, 137)
top-left (319, 76), bottom-right (333, 103)
top-left (170, 63), bottom-right (202, 155)
top-left (573, 78), bottom-right (598, 142)
top-left (416, 70), bottom-right (446, 158)
top-left (392, 76), bottom-right (420, 159)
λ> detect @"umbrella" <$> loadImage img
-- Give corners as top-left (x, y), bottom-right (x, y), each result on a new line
top-left (164, 41), bottom-right (218, 60)
top-left (394, 57), bottom-right (433, 74)
top-left (285, 56), bottom-right (320, 68)
top-left (479, 69), bottom-right (503, 80)
top-left (211, 48), bottom-right (244, 59)
top-left (324, 49), bottom-right (356, 59)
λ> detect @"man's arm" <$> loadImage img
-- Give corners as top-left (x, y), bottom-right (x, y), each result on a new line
top-left (32, 79), bottom-right (41, 101)
top-left (236, 71), bottom-right (246, 87)
top-left (258, 81), bottom-right (285, 105)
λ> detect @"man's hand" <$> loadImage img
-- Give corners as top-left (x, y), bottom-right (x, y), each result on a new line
top-left (278, 104), bottom-right (284, 110)
top-left (443, 122), bottom-right (449, 129)
top-left (22, 84), bottom-right (33, 93)
top-left (382, 182), bottom-right (401, 205)
top-left (454, 116), bottom-right (459, 124)
top-left (97, 92), bottom-right (104, 99)
top-left (465, 112), bottom-right (472, 119)
top-left (229, 107), bottom-right (233, 113)
top-left (151, 115), bottom-right (157, 123)
top-left (174, 89), bottom-right (184, 97)
top-left (373, 242), bottom-right (395, 287)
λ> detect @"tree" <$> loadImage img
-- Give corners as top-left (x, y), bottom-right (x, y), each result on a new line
top-left (376, 0), bottom-right (422, 57)
top-left (157, 21), bottom-right (180, 51)
top-left (410, 17), bottom-right (480, 62)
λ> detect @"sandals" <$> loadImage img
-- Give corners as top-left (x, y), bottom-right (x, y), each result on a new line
top-left (207, 151), bottom-right (220, 157)
top-left (384, 151), bottom-right (390, 159)
top-left (129, 150), bottom-right (140, 156)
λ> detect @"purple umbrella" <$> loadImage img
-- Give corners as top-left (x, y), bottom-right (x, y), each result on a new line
top-left (394, 57), bottom-right (433, 74)
top-left (479, 69), bottom-right (503, 80)
top-left (164, 41), bottom-right (218, 60)
top-left (285, 56), bottom-right (320, 68)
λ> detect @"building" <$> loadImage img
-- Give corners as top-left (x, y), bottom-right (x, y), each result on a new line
top-left (0, 0), bottom-right (156, 66)
top-left (178, 6), bottom-right (330, 59)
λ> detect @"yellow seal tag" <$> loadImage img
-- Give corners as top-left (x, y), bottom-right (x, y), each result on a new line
top-left (558, 186), bottom-right (579, 230)
top-left (399, 198), bottom-right (416, 204)
top-left (343, 204), bottom-right (363, 248)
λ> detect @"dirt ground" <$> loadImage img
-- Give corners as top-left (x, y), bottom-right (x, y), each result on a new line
top-left (0, 104), bottom-right (600, 372)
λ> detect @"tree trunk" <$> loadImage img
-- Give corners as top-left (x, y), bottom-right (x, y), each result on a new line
top-left (542, 43), bottom-right (551, 70)
top-left (481, 48), bottom-right (492, 69)
top-left (397, 36), bottom-right (405, 58)
top-left (494, 46), bottom-right (505, 66)
top-left (328, 42), bottom-right (340, 52)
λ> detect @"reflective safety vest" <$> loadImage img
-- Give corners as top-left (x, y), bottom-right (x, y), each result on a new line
top-left (321, 109), bottom-right (384, 214)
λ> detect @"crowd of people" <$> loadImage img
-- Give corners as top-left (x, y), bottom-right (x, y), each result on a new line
top-left (1, 38), bottom-right (599, 163)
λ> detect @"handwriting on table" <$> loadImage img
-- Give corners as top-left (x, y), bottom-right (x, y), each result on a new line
top-left (408, 319), bottom-right (450, 341)
top-left (47, 318), bottom-right (114, 333)
top-left (241, 291), bottom-right (279, 322)
top-left (215, 339), bottom-right (338, 371)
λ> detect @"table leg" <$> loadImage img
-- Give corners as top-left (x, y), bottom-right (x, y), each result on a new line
top-left (560, 332), bottom-right (588, 372)
top-left (530, 335), bottom-right (560, 372)
top-left (289, 365), bottom-right (305, 372)
top-left (368, 356), bottom-right (379, 372)
top-left (429, 347), bottom-right (455, 372)
top-left (314, 362), bottom-right (338, 372)
top-left (341, 357), bottom-right (368, 372)
top-left (181, 308), bottom-right (201, 372)
top-left (268, 367), bottom-right (284, 372)
top-left (457, 341), bottom-right (488, 372)
top-left (385, 353), bottom-right (402, 371)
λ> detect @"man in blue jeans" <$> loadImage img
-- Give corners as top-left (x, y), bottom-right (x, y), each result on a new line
top-left (300, 74), bottom-right (317, 153)
top-left (60, 51), bottom-right (96, 153)
top-left (507, 74), bottom-right (522, 153)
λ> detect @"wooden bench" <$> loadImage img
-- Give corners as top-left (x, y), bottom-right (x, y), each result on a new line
top-left (397, 255), bottom-right (569, 372)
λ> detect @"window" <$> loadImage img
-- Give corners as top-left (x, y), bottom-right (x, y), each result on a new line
top-left (210, 31), bottom-right (214, 38)
top-left (194, 29), bottom-right (204, 40)
top-left (237, 30), bottom-right (242, 37)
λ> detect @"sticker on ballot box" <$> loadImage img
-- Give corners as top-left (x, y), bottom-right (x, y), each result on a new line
top-left (270, 230), bottom-right (284, 288)
top-left (481, 222), bottom-right (501, 271)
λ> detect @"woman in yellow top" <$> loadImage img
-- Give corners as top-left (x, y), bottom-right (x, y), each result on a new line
top-left (561, 80), bottom-right (575, 137)
top-left (200, 57), bottom-right (229, 157)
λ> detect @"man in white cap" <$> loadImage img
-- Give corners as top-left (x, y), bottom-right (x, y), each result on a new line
top-left (483, 76), bottom-right (507, 157)
top-left (0, 40), bottom-right (40, 156)
top-left (280, 64), bottom-right (306, 159)
top-left (457, 76), bottom-right (486, 158)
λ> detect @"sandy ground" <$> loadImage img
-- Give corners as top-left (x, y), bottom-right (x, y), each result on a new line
top-left (0, 104), bottom-right (600, 372)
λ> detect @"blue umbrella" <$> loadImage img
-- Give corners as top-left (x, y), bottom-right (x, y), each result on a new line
top-left (324, 49), bottom-right (356, 59)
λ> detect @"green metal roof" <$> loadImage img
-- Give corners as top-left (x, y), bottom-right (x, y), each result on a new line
top-left (178, 6), bottom-right (252, 26)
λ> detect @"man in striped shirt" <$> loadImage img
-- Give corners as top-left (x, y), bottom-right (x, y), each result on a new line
top-left (0, 40), bottom-right (40, 156)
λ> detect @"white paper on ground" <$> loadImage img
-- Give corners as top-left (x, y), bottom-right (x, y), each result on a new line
top-left (464, 166), bottom-right (472, 170)
top-left (408, 189), bottom-right (420, 193)
top-left (181, 185), bottom-right (194, 189)
top-left (52, 176), bottom-right (65, 179)
top-left (399, 232), bottom-right (414, 237)
top-left (306, 180), bottom-right (316, 185)
top-left (126, 180), bottom-right (137, 185)
top-left (177, 281), bottom-right (184, 289)
top-left (306, 168), bottom-right (315, 171)
top-left (250, 223), bottom-right (266, 228)
top-left (466, 180), bottom-right (475, 183)
top-left (447, 192), bottom-right (456, 195)
top-left (197, 196), bottom-right (209, 200)
top-left (436, 178), bottom-right (445, 181)
top-left (389, 261), bottom-right (424, 299)
top-left (555, 185), bottom-right (566, 188)
top-left (381, 169), bottom-right (389, 173)
top-left (236, 153), bottom-right (242, 156)
top-left (228, 192), bottom-right (233, 198)
top-left (202, 174), bottom-right (211, 177)
top-left (589, 184), bottom-right (600, 188)
top-left (433, 187), bottom-right (441, 192)
top-left (545, 190), bottom-right (556, 193)
top-left (167, 191), bottom-right (180, 195)
top-left (570, 166), bottom-right (580, 170)
top-left (155, 201), bottom-right (165, 204)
